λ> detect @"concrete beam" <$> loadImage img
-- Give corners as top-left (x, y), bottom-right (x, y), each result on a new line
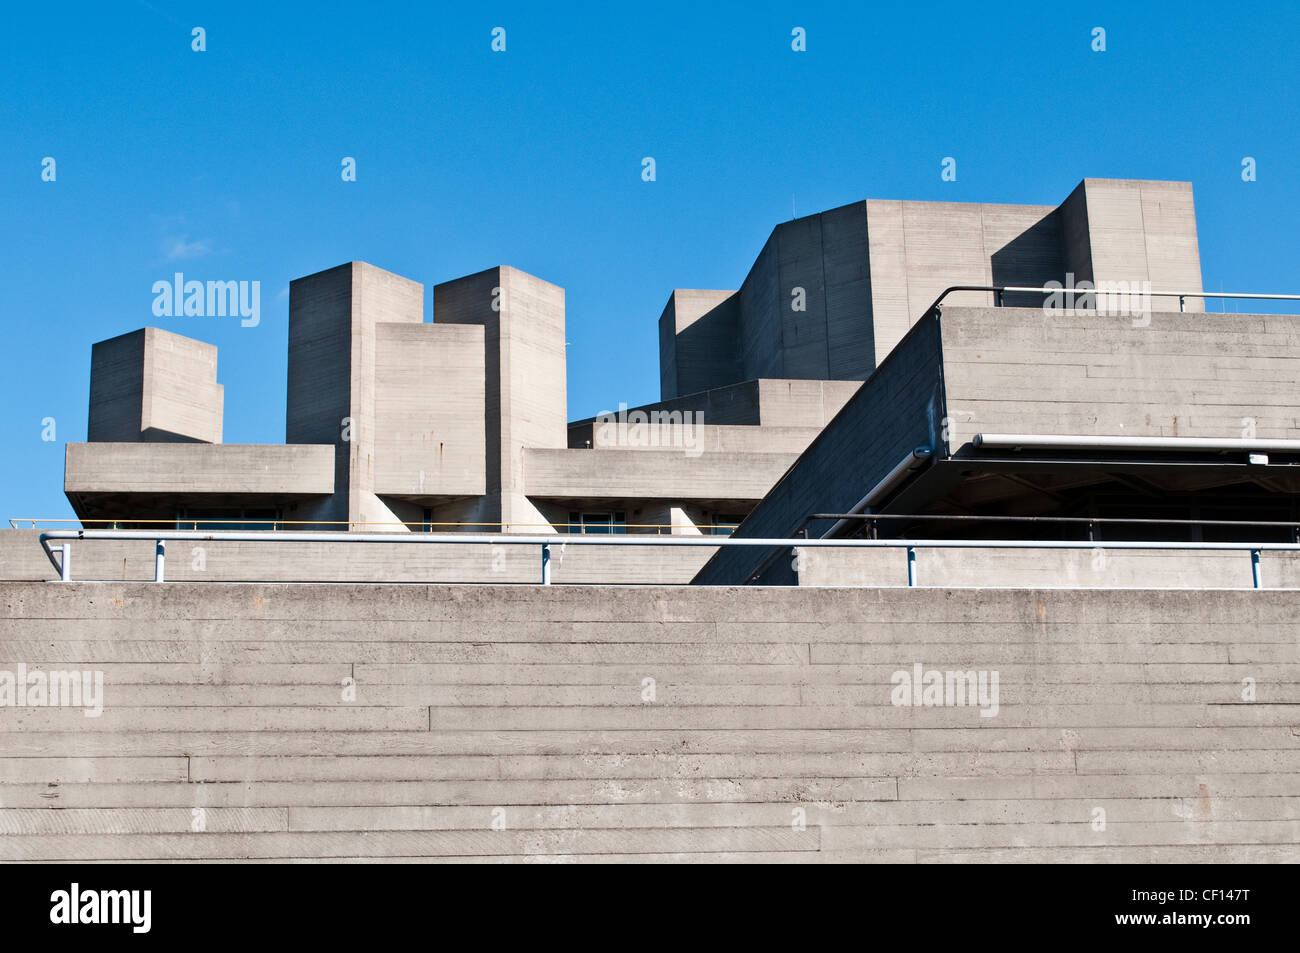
top-left (64, 443), bottom-right (335, 495)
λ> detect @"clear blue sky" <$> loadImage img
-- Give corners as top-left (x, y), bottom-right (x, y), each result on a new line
top-left (2, 0), bottom-right (1296, 520)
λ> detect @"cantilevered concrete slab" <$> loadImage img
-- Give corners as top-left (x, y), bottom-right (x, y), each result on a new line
top-left (64, 443), bottom-right (335, 523)
top-left (694, 306), bottom-right (1300, 585)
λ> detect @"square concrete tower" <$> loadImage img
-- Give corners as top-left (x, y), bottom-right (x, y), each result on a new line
top-left (87, 327), bottom-right (223, 443)
top-left (287, 261), bottom-right (424, 526)
top-left (434, 265), bottom-right (567, 531)
top-left (1059, 178), bottom-right (1204, 310)
top-left (658, 289), bottom-right (741, 400)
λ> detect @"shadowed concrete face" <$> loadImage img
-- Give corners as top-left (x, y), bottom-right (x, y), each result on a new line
top-left (658, 290), bottom-right (741, 400)
top-left (88, 327), bottom-right (223, 443)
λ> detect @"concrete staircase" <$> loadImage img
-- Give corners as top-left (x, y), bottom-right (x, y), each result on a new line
top-left (0, 582), bottom-right (1296, 862)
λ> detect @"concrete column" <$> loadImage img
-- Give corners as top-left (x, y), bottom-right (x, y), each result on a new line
top-left (434, 266), bottom-right (567, 532)
top-left (286, 262), bottom-right (424, 529)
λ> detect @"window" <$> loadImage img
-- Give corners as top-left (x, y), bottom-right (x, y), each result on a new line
top-left (176, 507), bottom-right (280, 531)
top-left (710, 514), bottom-right (745, 536)
top-left (568, 511), bottom-right (627, 534)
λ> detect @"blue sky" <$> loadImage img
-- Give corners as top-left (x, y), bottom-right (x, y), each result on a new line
top-left (2, 0), bottom-right (1296, 520)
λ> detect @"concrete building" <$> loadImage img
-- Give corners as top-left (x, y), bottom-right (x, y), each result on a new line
top-left (57, 177), bottom-right (1297, 587)
top-left (4, 176), bottom-right (1298, 865)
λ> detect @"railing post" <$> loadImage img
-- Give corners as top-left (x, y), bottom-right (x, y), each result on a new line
top-left (907, 546), bottom-right (917, 587)
top-left (1251, 549), bottom-right (1262, 589)
top-left (59, 543), bottom-right (71, 582)
top-left (541, 542), bottom-right (552, 585)
top-left (154, 540), bottom-right (165, 583)
top-left (1178, 295), bottom-right (1186, 313)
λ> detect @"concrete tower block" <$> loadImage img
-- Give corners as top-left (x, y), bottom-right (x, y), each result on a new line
top-left (373, 322), bottom-right (487, 498)
top-left (287, 261), bottom-right (424, 527)
top-left (657, 289), bottom-right (740, 400)
top-left (1060, 178), bottom-right (1204, 311)
top-left (434, 265), bottom-right (567, 532)
top-left (87, 327), bottom-right (223, 443)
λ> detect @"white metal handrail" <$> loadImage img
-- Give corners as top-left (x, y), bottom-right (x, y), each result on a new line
top-left (37, 529), bottom-right (1300, 588)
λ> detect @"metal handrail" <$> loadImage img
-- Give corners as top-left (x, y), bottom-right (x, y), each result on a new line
top-left (925, 285), bottom-right (1300, 315)
top-left (10, 517), bottom-right (738, 534)
top-left (801, 512), bottom-right (1300, 536)
top-left (37, 529), bottom-right (1300, 588)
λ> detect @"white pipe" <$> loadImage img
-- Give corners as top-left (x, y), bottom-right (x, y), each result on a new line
top-left (37, 530), bottom-right (1300, 551)
top-left (821, 447), bottom-right (933, 539)
top-left (973, 433), bottom-right (1300, 453)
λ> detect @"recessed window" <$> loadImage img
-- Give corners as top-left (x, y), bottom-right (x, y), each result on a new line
top-left (711, 514), bottom-right (745, 536)
top-left (568, 511), bottom-right (627, 534)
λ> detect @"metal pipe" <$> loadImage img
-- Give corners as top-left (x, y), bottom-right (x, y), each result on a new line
top-left (59, 543), bottom-right (71, 582)
top-left (906, 547), bottom-right (917, 587)
top-left (36, 529), bottom-right (1300, 552)
top-left (541, 543), bottom-right (552, 585)
top-left (925, 285), bottom-right (1300, 316)
top-left (1252, 550), bottom-right (1263, 589)
top-left (973, 433), bottom-right (1300, 453)
top-left (821, 447), bottom-right (933, 539)
top-left (805, 513), bottom-right (1300, 530)
top-left (154, 540), bottom-right (165, 583)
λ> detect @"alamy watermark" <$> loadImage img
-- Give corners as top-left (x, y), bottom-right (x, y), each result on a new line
top-left (152, 272), bottom-right (260, 327)
top-left (1044, 272), bottom-right (1152, 326)
top-left (0, 663), bottom-right (104, 717)
top-left (891, 663), bottom-right (999, 718)
top-left (594, 403), bottom-right (704, 457)
top-left (50, 884), bottom-right (150, 933)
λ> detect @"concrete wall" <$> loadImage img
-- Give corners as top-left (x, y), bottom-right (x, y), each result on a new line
top-left (865, 200), bottom-right (1063, 366)
top-left (694, 316), bottom-right (946, 586)
top-left (1061, 179), bottom-right (1203, 311)
top-left (569, 379), bottom-right (860, 443)
top-left (0, 581), bottom-right (1295, 862)
top-left (794, 546), bottom-right (1300, 590)
top-left (64, 444), bottom-right (335, 496)
top-left (524, 448), bottom-right (799, 501)
top-left (731, 198), bottom-right (1065, 380)
top-left (940, 307), bottom-right (1300, 447)
top-left (674, 180), bottom-right (1202, 392)
top-left (373, 323), bottom-right (486, 498)
top-left (658, 290), bottom-right (741, 399)
top-left (88, 328), bottom-right (223, 443)
top-left (0, 531), bottom-right (712, 585)
top-left (581, 423), bottom-right (824, 456)
top-left (12, 531), bottom-right (1291, 589)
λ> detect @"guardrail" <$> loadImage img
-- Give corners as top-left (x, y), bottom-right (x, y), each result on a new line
top-left (924, 285), bottom-right (1300, 314)
top-left (796, 512), bottom-right (1300, 542)
top-left (37, 529), bottom-right (1300, 588)
top-left (11, 517), bottom-right (737, 534)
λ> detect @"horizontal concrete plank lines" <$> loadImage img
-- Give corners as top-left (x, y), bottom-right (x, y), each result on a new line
top-left (0, 581), bottom-right (1297, 862)
top-left (63, 443), bottom-right (336, 496)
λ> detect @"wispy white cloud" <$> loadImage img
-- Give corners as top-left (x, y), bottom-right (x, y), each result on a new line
top-left (162, 236), bottom-right (213, 261)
